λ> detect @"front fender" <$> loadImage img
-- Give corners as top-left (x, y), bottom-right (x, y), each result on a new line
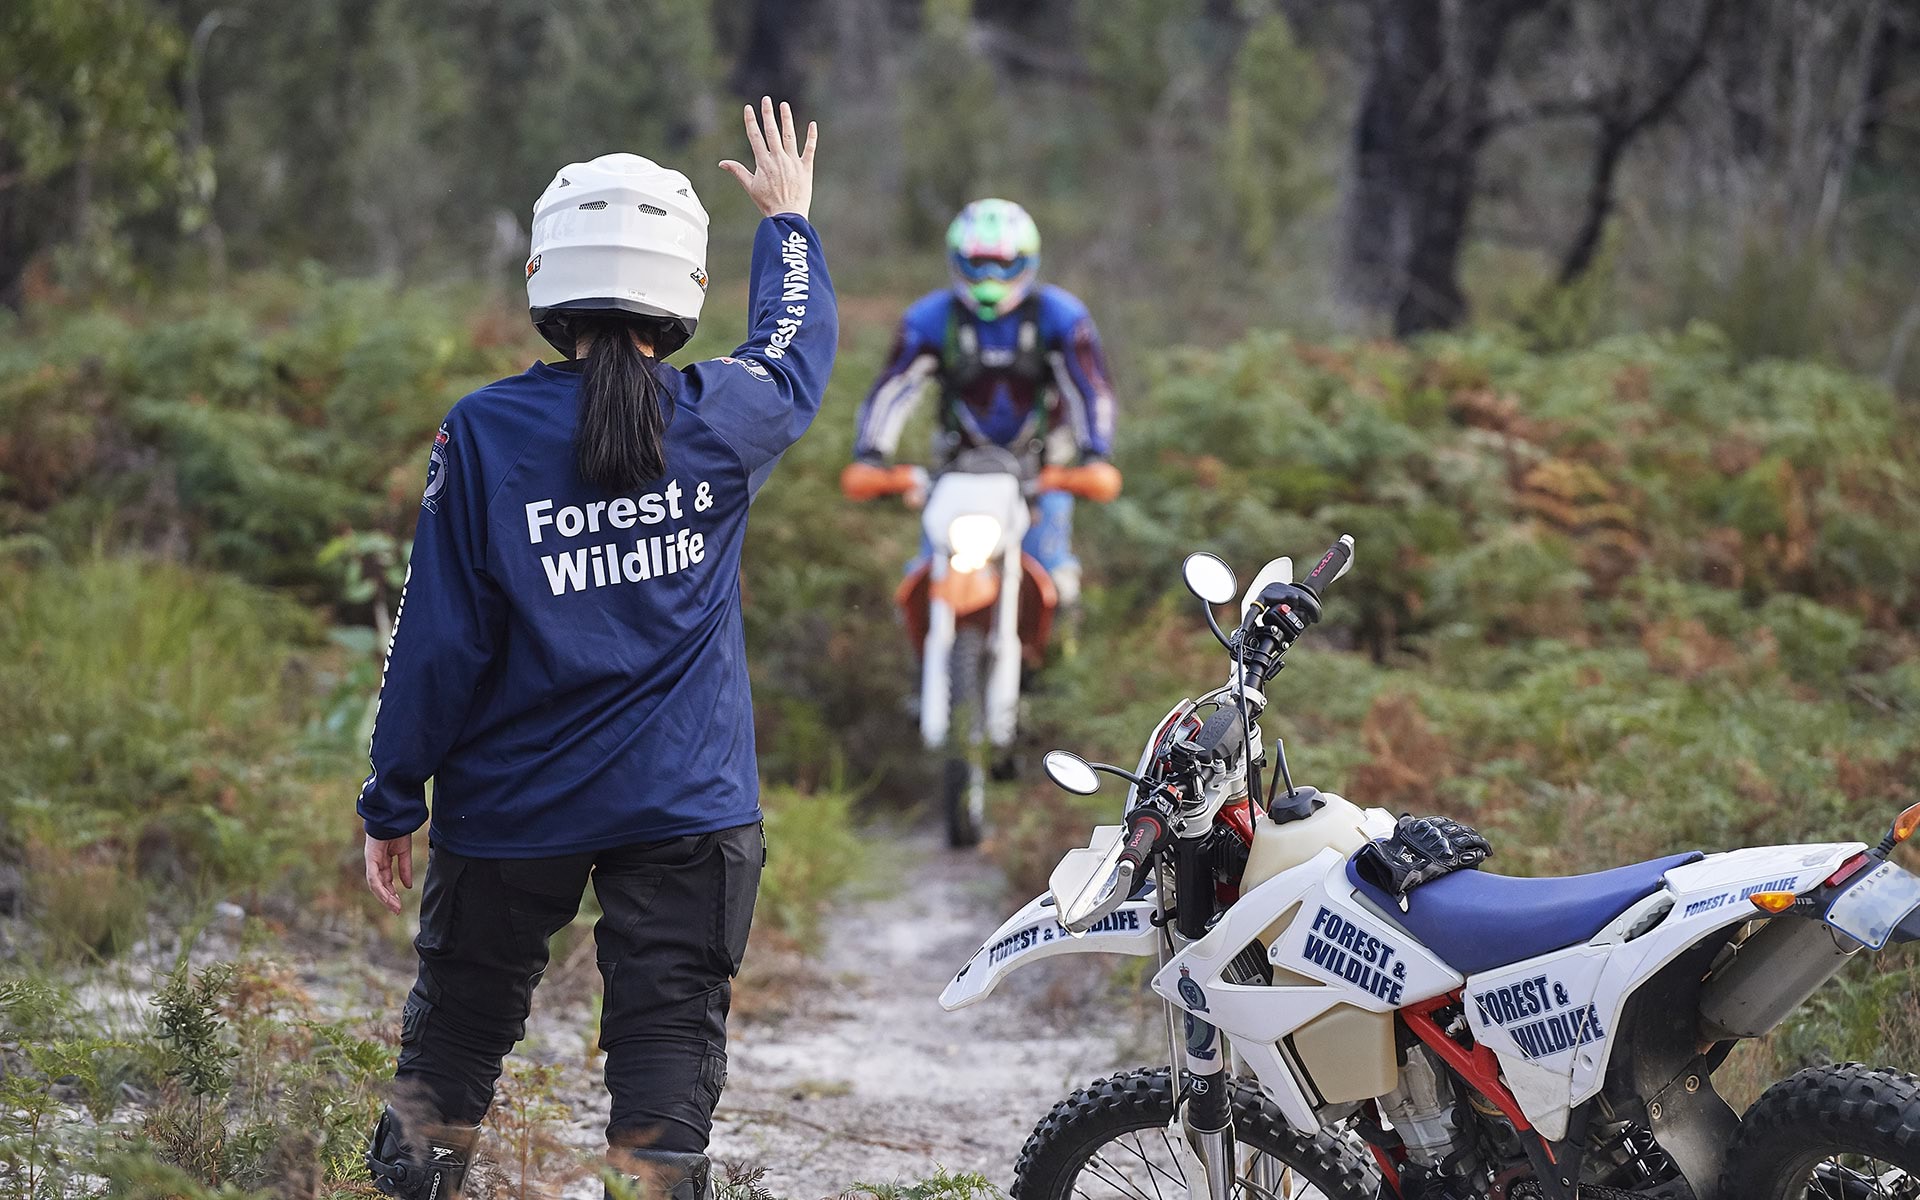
top-left (939, 889), bottom-right (1160, 1011)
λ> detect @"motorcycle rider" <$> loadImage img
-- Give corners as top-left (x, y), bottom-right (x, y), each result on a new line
top-left (849, 198), bottom-right (1117, 607)
top-left (356, 100), bottom-right (831, 1200)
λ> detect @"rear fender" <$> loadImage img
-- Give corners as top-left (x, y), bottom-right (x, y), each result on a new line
top-left (939, 889), bottom-right (1159, 1011)
top-left (1570, 842), bottom-right (1865, 1107)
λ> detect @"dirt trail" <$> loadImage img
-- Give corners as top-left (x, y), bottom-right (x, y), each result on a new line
top-left (532, 830), bottom-right (1136, 1198)
top-left (71, 829), bottom-right (1136, 1198)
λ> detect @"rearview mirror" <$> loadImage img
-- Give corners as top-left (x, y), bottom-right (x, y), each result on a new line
top-left (1182, 552), bottom-right (1238, 606)
top-left (1043, 750), bottom-right (1102, 796)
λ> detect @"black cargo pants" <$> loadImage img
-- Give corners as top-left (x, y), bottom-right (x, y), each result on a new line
top-left (393, 822), bottom-right (763, 1154)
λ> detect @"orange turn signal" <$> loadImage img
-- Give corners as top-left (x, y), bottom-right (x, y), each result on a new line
top-left (1748, 891), bottom-right (1798, 914)
top-left (1894, 801), bottom-right (1920, 845)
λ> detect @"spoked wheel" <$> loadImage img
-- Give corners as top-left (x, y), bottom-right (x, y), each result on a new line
top-left (942, 626), bottom-right (988, 848)
top-left (1012, 1069), bottom-right (1377, 1200)
top-left (1721, 1064), bottom-right (1920, 1199)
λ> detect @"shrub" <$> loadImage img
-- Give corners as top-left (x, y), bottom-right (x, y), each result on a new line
top-left (0, 557), bottom-right (357, 938)
top-left (757, 787), bottom-right (864, 949)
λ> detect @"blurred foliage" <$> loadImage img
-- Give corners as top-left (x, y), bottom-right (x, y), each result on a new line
top-left (0, 0), bottom-right (203, 300)
top-left (1223, 14), bottom-right (1328, 262)
top-left (0, 558), bottom-right (355, 931)
top-left (758, 786), bottom-right (865, 949)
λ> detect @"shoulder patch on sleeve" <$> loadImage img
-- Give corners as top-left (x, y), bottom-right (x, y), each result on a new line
top-left (716, 355), bottom-right (772, 382)
top-left (422, 424), bottom-right (450, 513)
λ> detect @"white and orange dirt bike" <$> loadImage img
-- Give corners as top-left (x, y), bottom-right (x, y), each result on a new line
top-left (842, 447), bottom-right (1120, 848)
top-left (941, 536), bottom-right (1920, 1200)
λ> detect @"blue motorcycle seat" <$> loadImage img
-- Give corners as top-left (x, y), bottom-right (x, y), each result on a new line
top-left (1346, 851), bottom-right (1703, 977)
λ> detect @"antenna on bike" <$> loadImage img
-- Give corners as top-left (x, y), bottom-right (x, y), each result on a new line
top-left (1273, 737), bottom-right (1296, 799)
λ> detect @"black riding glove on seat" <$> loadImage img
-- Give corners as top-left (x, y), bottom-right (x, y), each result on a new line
top-left (1356, 815), bottom-right (1493, 909)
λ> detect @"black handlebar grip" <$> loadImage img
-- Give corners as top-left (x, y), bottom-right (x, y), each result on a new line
top-left (1117, 809), bottom-right (1167, 875)
top-left (1301, 534), bottom-right (1355, 598)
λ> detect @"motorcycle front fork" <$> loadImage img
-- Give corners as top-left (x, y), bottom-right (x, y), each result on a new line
top-left (1160, 937), bottom-right (1237, 1200)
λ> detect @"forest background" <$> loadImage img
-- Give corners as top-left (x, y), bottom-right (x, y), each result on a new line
top-left (6, 0), bottom-right (1920, 1195)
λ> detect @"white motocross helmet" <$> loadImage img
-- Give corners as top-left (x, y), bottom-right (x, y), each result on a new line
top-left (526, 153), bottom-right (710, 357)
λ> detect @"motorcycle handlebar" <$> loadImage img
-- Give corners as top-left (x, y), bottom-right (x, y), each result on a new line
top-left (1300, 534), bottom-right (1355, 599)
top-left (1038, 462), bottom-right (1123, 503)
top-left (840, 462), bottom-right (924, 502)
top-left (1116, 804), bottom-right (1169, 879)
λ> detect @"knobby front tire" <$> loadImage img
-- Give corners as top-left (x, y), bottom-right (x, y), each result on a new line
top-left (944, 625), bottom-right (986, 849)
top-left (1721, 1062), bottom-right (1920, 1198)
top-left (1011, 1068), bottom-right (1378, 1200)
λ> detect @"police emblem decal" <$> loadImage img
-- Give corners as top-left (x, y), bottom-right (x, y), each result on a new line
top-left (422, 425), bottom-right (450, 513)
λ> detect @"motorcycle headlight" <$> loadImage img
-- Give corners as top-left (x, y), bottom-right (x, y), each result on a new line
top-left (947, 514), bottom-right (1002, 573)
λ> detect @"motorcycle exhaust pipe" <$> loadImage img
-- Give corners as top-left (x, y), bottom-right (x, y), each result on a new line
top-left (1698, 915), bottom-right (1861, 1042)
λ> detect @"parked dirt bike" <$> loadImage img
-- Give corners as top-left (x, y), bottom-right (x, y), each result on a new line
top-left (843, 449), bottom-right (1119, 848)
top-left (941, 536), bottom-right (1920, 1199)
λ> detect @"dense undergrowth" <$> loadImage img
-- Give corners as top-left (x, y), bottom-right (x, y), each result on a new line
top-left (5, 273), bottom-right (1920, 1190)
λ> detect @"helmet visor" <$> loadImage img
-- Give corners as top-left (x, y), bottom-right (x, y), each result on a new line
top-left (955, 253), bottom-right (1035, 283)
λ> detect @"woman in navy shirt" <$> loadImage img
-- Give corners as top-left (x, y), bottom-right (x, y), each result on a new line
top-left (359, 99), bottom-right (832, 1200)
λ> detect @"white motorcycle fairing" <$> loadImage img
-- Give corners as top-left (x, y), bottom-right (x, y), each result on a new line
top-left (1150, 846), bottom-right (1463, 1132)
top-left (919, 470), bottom-right (1032, 751)
top-left (1152, 836), bottom-right (1866, 1145)
top-left (1459, 842), bottom-right (1860, 1137)
top-left (939, 886), bottom-right (1160, 1010)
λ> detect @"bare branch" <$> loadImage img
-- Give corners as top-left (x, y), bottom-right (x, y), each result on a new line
top-left (1558, 0), bottom-right (1731, 283)
top-left (1480, 94), bottom-right (1608, 133)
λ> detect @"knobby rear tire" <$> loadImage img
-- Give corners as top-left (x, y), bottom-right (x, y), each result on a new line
top-left (1011, 1067), bottom-right (1377, 1200)
top-left (1720, 1062), bottom-right (1920, 1198)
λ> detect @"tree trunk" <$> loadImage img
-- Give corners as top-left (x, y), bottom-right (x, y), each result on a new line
top-left (728, 0), bottom-right (819, 102)
top-left (1558, 0), bottom-right (1728, 284)
top-left (0, 154), bottom-right (26, 311)
top-left (1347, 0), bottom-right (1529, 336)
top-left (1559, 124), bottom-right (1629, 285)
top-left (971, 0), bottom-right (1079, 80)
top-left (1393, 146), bottom-right (1477, 335)
top-left (887, 0), bottom-right (925, 37)
top-left (1859, 0), bottom-right (1920, 166)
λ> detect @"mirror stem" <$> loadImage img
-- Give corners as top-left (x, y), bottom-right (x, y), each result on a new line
top-left (1203, 605), bottom-right (1232, 651)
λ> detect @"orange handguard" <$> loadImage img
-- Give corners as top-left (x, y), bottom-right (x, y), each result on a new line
top-left (1038, 461), bottom-right (1123, 503)
top-left (841, 462), bottom-right (920, 501)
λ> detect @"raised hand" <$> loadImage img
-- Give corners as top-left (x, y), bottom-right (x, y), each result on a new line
top-left (719, 97), bottom-right (818, 220)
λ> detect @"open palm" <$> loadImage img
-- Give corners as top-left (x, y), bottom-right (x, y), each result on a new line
top-left (719, 96), bottom-right (818, 220)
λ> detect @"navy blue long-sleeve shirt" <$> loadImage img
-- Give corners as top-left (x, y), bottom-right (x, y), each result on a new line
top-left (357, 214), bottom-right (836, 856)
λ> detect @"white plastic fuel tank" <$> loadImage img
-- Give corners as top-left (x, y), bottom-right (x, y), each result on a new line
top-left (1242, 790), bottom-right (1387, 892)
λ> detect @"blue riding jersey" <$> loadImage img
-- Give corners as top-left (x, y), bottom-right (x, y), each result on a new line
top-left (852, 285), bottom-right (1115, 464)
top-left (357, 213), bottom-right (836, 857)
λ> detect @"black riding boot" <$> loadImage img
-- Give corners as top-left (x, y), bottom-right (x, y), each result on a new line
top-left (606, 1149), bottom-right (713, 1200)
top-left (366, 1107), bottom-right (482, 1200)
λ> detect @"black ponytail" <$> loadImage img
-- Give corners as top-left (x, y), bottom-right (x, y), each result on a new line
top-left (572, 314), bottom-right (673, 494)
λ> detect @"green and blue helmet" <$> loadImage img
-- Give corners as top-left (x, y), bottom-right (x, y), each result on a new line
top-left (947, 198), bottom-right (1041, 320)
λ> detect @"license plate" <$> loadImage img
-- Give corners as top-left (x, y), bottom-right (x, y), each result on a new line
top-left (1825, 861), bottom-right (1920, 950)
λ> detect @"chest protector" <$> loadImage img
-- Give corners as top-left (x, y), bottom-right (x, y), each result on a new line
top-left (938, 294), bottom-right (1049, 411)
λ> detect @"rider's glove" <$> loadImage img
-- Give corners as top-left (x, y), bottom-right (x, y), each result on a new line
top-left (1355, 815), bottom-right (1492, 910)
